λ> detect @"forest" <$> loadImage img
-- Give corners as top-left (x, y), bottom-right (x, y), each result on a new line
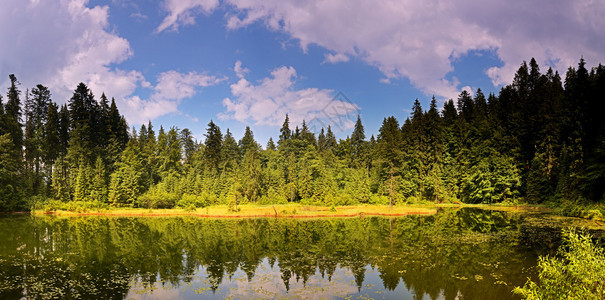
top-left (0, 58), bottom-right (604, 211)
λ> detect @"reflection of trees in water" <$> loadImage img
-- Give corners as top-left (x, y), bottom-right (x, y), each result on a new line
top-left (0, 209), bottom-right (554, 299)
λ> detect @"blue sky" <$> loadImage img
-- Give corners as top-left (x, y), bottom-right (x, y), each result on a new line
top-left (2, 0), bottom-right (604, 145)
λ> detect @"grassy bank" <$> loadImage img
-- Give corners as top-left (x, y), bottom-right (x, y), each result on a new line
top-left (33, 203), bottom-right (441, 218)
top-left (29, 202), bottom-right (554, 218)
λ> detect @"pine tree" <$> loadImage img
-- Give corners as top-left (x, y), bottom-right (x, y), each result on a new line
top-left (239, 126), bottom-right (260, 155)
top-left (5, 74), bottom-right (23, 158)
top-left (73, 162), bottom-right (92, 202)
top-left (325, 125), bottom-right (337, 151)
top-left (0, 134), bottom-right (25, 211)
top-left (317, 128), bottom-right (327, 152)
top-left (67, 83), bottom-right (97, 166)
top-left (278, 114), bottom-right (291, 147)
top-left (222, 129), bottom-right (240, 168)
top-left (109, 141), bottom-right (142, 207)
top-left (204, 120), bottom-right (223, 171)
top-left (90, 156), bottom-right (108, 203)
top-left (180, 128), bottom-right (196, 165)
top-left (97, 93), bottom-right (110, 153)
top-left (266, 137), bottom-right (276, 151)
top-left (58, 104), bottom-right (70, 157)
top-left (350, 115), bottom-right (367, 167)
top-left (457, 90), bottom-right (474, 122)
top-left (24, 85), bottom-right (52, 194)
top-left (44, 102), bottom-right (60, 167)
top-left (299, 120), bottom-right (317, 147)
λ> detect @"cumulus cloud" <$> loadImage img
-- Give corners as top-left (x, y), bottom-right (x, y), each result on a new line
top-left (234, 60), bottom-right (249, 78)
top-left (226, 0), bottom-right (605, 98)
top-left (156, 0), bottom-right (219, 33)
top-left (0, 0), bottom-right (222, 126)
top-left (124, 71), bottom-right (225, 124)
top-left (219, 63), bottom-right (359, 130)
top-left (163, 0), bottom-right (605, 100)
top-left (0, 0), bottom-right (143, 103)
top-left (323, 53), bottom-right (350, 64)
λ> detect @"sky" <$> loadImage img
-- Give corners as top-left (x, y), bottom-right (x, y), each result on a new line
top-left (1, 0), bottom-right (604, 145)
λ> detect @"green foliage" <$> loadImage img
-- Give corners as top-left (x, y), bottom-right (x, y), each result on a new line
top-left (462, 155), bottom-right (521, 204)
top-left (177, 193), bottom-right (210, 209)
top-left (514, 229), bottom-right (605, 299)
top-left (0, 134), bottom-right (26, 211)
top-left (108, 142), bottom-right (142, 207)
top-left (137, 189), bottom-right (178, 209)
top-left (3, 57), bottom-right (605, 210)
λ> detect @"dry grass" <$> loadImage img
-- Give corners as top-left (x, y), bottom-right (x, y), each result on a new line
top-left (35, 204), bottom-right (438, 218)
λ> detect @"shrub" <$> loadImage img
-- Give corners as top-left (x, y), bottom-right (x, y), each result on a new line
top-left (369, 195), bottom-right (389, 205)
top-left (177, 193), bottom-right (209, 208)
top-left (137, 190), bottom-right (177, 209)
top-left (184, 204), bottom-right (196, 212)
top-left (514, 229), bottom-right (605, 299)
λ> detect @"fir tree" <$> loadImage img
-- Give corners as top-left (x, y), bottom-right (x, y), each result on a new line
top-left (204, 120), bottom-right (223, 171)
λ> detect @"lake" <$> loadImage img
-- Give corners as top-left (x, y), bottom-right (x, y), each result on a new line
top-left (0, 208), bottom-right (602, 299)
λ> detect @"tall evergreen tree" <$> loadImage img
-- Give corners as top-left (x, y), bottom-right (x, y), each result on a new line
top-left (278, 114), bottom-right (291, 147)
top-left (350, 115), bottom-right (366, 162)
top-left (181, 128), bottom-right (196, 164)
top-left (266, 137), bottom-right (276, 151)
top-left (239, 126), bottom-right (260, 155)
top-left (204, 120), bottom-right (223, 171)
top-left (325, 125), bottom-right (337, 151)
top-left (58, 104), bottom-right (70, 157)
top-left (44, 102), bottom-right (60, 167)
top-left (67, 83), bottom-right (97, 165)
top-left (5, 74), bottom-right (23, 157)
top-left (222, 128), bottom-right (239, 167)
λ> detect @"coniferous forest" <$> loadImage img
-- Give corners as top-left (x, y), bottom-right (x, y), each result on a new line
top-left (1, 58), bottom-right (604, 212)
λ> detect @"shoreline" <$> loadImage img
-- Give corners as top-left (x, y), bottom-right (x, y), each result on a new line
top-left (26, 203), bottom-right (547, 218)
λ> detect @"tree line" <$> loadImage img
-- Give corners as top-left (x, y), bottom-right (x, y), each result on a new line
top-left (0, 57), bottom-right (603, 211)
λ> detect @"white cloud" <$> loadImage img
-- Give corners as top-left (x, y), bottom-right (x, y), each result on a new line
top-left (234, 60), bottom-right (249, 78)
top-left (216, 0), bottom-right (604, 100)
top-left (461, 86), bottom-right (474, 96)
top-left (0, 0), bottom-right (223, 127)
top-left (124, 71), bottom-right (225, 124)
top-left (379, 78), bottom-right (391, 84)
top-left (156, 0), bottom-right (219, 33)
top-left (0, 0), bottom-right (144, 103)
top-left (323, 53), bottom-right (349, 64)
top-left (219, 64), bottom-right (359, 129)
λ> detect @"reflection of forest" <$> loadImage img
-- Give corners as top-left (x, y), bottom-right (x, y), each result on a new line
top-left (0, 209), bottom-right (549, 299)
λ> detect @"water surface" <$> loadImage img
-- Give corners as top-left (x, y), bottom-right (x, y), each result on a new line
top-left (0, 208), bottom-right (601, 299)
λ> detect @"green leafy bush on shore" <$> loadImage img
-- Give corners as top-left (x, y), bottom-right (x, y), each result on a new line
top-left (514, 229), bottom-right (605, 299)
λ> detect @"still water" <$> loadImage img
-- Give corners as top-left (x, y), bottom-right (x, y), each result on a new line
top-left (0, 208), bottom-right (601, 299)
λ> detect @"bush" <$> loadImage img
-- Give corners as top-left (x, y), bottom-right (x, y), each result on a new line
top-left (137, 190), bottom-right (178, 209)
top-left (369, 195), bottom-right (389, 205)
top-left (177, 193), bottom-right (210, 208)
top-left (36, 199), bottom-right (108, 212)
top-left (514, 229), bottom-right (605, 299)
top-left (556, 201), bottom-right (605, 221)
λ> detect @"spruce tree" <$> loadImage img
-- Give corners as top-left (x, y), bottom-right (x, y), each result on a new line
top-left (5, 74), bottom-right (23, 157)
top-left (204, 120), bottom-right (223, 171)
top-left (44, 102), bottom-right (60, 167)
top-left (239, 126), bottom-right (260, 155)
top-left (278, 114), bottom-right (291, 146)
top-left (266, 137), bottom-right (276, 151)
top-left (222, 128), bottom-right (240, 167)
top-left (350, 115), bottom-right (366, 167)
